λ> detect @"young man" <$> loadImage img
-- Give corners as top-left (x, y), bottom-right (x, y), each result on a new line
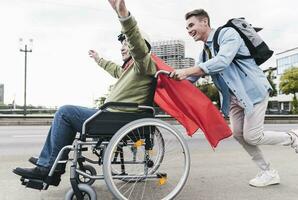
top-left (13, 0), bottom-right (156, 182)
top-left (170, 9), bottom-right (298, 187)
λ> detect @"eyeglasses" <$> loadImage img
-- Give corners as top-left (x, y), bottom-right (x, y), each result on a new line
top-left (118, 33), bottom-right (126, 43)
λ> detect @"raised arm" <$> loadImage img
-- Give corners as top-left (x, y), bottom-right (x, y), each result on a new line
top-left (108, 0), bottom-right (129, 18)
top-left (88, 49), bottom-right (123, 78)
top-left (108, 0), bottom-right (156, 75)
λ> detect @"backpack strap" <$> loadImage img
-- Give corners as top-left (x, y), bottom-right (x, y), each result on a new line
top-left (213, 27), bottom-right (223, 54)
top-left (213, 26), bottom-right (252, 60)
top-left (202, 50), bottom-right (207, 62)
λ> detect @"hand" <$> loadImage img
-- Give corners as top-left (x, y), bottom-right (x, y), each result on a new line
top-left (169, 69), bottom-right (190, 80)
top-left (88, 50), bottom-right (101, 63)
top-left (108, 0), bottom-right (129, 17)
top-left (169, 67), bottom-right (205, 80)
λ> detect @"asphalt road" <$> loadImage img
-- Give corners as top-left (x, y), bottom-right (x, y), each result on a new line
top-left (1, 124), bottom-right (298, 200)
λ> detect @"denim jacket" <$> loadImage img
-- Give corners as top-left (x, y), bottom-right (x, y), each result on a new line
top-left (189, 28), bottom-right (272, 117)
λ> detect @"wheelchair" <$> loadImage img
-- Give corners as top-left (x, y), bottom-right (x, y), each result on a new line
top-left (20, 73), bottom-right (191, 200)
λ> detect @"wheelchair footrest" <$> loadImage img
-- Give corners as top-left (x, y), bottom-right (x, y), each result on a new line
top-left (20, 177), bottom-right (45, 190)
top-left (20, 175), bottom-right (61, 190)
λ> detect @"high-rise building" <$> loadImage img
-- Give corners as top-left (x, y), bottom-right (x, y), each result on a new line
top-left (0, 84), bottom-right (4, 104)
top-left (151, 40), bottom-right (195, 69)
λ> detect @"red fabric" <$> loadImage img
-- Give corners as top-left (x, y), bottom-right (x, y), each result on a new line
top-left (123, 59), bottom-right (134, 70)
top-left (152, 54), bottom-right (232, 148)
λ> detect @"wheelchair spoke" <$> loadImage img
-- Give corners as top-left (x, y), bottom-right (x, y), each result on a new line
top-left (103, 118), bottom-right (190, 200)
top-left (140, 176), bottom-right (147, 200)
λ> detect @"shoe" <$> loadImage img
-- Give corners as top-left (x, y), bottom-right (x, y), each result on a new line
top-left (13, 166), bottom-right (50, 179)
top-left (28, 157), bottom-right (66, 175)
top-left (28, 157), bottom-right (39, 166)
top-left (249, 169), bottom-right (280, 187)
top-left (288, 129), bottom-right (298, 153)
top-left (55, 163), bottom-right (66, 175)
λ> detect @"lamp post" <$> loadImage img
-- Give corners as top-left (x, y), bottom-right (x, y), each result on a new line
top-left (19, 38), bottom-right (33, 116)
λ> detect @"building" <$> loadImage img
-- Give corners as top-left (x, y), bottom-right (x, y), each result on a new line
top-left (0, 84), bottom-right (4, 104)
top-left (151, 40), bottom-right (195, 69)
top-left (276, 47), bottom-right (298, 75)
top-left (266, 47), bottom-right (298, 114)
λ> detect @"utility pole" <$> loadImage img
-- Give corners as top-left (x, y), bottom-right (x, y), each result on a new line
top-left (19, 38), bottom-right (33, 116)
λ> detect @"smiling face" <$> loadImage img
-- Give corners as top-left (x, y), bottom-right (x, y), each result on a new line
top-left (120, 39), bottom-right (130, 62)
top-left (186, 16), bottom-right (210, 42)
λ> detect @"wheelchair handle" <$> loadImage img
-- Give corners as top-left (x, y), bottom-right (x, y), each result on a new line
top-left (154, 70), bottom-right (171, 78)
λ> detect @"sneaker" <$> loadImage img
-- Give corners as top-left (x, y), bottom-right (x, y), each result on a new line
top-left (249, 169), bottom-right (280, 187)
top-left (288, 129), bottom-right (298, 153)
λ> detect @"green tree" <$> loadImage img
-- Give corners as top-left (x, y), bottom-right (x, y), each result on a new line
top-left (196, 81), bottom-right (220, 107)
top-left (279, 67), bottom-right (298, 114)
top-left (95, 96), bottom-right (106, 107)
top-left (266, 68), bottom-right (277, 96)
top-left (292, 95), bottom-right (298, 114)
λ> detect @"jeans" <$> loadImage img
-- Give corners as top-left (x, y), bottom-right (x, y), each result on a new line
top-left (37, 105), bottom-right (97, 168)
top-left (229, 94), bottom-right (292, 171)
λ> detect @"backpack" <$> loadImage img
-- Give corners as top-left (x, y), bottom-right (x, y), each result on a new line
top-left (204, 18), bottom-right (273, 65)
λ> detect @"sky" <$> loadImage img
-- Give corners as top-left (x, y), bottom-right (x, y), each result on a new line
top-left (0, 0), bottom-right (298, 107)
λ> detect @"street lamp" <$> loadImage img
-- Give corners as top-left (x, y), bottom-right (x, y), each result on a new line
top-left (19, 38), bottom-right (33, 116)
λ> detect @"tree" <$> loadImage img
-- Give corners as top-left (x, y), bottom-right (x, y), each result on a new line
top-left (279, 67), bottom-right (298, 114)
top-left (292, 95), bottom-right (298, 114)
top-left (95, 96), bottom-right (106, 107)
top-left (266, 68), bottom-right (277, 96)
top-left (196, 81), bottom-right (220, 107)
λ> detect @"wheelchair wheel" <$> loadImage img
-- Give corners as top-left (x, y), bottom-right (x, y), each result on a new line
top-left (76, 164), bottom-right (97, 185)
top-left (64, 184), bottom-right (97, 200)
top-left (110, 127), bottom-right (165, 179)
top-left (103, 118), bottom-right (190, 200)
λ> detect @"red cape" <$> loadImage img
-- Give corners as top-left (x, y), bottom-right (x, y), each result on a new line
top-left (152, 54), bottom-right (232, 148)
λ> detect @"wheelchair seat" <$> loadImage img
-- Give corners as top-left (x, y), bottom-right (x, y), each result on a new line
top-left (85, 111), bottom-right (154, 138)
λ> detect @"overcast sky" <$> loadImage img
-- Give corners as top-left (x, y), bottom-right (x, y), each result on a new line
top-left (1, 0), bottom-right (298, 107)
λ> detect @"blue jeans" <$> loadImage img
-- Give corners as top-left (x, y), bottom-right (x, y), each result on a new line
top-left (37, 105), bottom-right (97, 168)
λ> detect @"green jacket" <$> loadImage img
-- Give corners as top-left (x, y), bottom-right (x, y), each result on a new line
top-left (97, 14), bottom-right (157, 107)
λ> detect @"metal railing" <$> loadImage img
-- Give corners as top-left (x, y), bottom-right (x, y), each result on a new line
top-left (0, 113), bottom-right (297, 126)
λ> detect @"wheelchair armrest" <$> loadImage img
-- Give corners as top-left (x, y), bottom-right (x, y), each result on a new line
top-left (99, 102), bottom-right (139, 110)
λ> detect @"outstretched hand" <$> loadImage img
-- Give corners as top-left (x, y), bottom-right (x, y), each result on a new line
top-left (108, 0), bottom-right (129, 17)
top-left (88, 50), bottom-right (101, 63)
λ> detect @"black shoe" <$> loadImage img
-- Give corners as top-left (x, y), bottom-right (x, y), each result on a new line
top-left (13, 166), bottom-right (50, 179)
top-left (55, 163), bottom-right (66, 175)
top-left (28, 157), bottom-right (66, 175)
top-left (28, 157), bottom-right (39, 166)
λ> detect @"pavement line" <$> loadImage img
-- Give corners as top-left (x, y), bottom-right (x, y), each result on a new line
top-left (12, 135), bottom-right (45, 138)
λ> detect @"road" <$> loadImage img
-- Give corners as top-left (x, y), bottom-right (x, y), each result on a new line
top-left (0, 124), bottom-right (298, 200)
